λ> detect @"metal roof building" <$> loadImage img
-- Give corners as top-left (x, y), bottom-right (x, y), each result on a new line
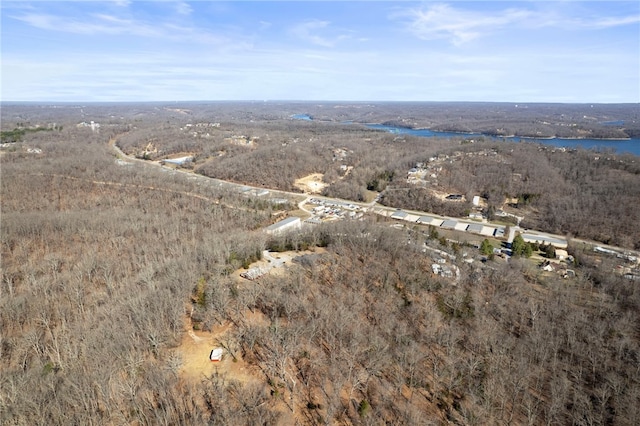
top-left (467, 223), bottom-right (484, 234)
top-left (265, 216), bottom-right (302, 234)
top-left (417, 216), bottom-right (444, 227)
top-left (390, 210), bottom-right (408, 220)
top-left (522, 233), bottom-right (568, 248)
top-left (480, 226), bottom-right (497, 237)
top-left (441, 220), bottom-right (457, 229)
top-left (454, 222), bottom-right (469, 231)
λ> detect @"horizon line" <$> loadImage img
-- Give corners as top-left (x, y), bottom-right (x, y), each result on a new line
top-left (2, 100), bottom-right (639, 105)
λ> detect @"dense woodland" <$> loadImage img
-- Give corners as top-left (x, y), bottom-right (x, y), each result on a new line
top-left (47, 102), bottom-right (638, 249)
top-left (2, 103), bottom-right (640, 425)
top-left (379, 142), bottom-right (640, 249)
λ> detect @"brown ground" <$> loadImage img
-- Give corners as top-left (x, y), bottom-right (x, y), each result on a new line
top-left (174, 250), bottom-right (333, 424)
top-left (430, 188), bottom-right (465, 202)
top-left (177, 250), bottom-right (325, 384)
top-left (177, 317), bottom-right (261, 384)
top-left (294, 173), bottom-right (329, 194)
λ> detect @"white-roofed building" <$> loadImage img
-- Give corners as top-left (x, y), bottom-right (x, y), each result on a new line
top-left (417, 216), bottom-right (443, 227)
top-left (455, 222), bottom-right (469, 231)
top-left (265, 216), bottom-right (301, 235)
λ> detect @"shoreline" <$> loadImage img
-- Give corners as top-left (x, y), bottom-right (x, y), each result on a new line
top-left (365, 122), bottom-right (635, 142)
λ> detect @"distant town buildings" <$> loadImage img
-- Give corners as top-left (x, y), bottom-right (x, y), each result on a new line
top-left (77, 121), bottom-right (100, 132)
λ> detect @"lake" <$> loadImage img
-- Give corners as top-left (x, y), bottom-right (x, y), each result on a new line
top-left (291, 114), bottom-right (313, 121)
top-left (291, 114), bottom-right (640, 156)
top-left (365, 124), bottom-right (640, 156)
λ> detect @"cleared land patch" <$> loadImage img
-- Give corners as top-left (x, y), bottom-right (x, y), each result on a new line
top-left (294, 173), bottom-right (328, 194)
top-left (177, 316), bottom-right (261, 385)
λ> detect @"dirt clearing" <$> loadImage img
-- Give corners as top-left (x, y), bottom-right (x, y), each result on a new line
top-left (294, 173), bottom-right (328, 194)
top-left (177, 250), bottom-right (324, 384)
top-left (176, 317), bottom-right (261, 385)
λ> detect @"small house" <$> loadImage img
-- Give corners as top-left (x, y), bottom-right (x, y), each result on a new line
top-left (555, 249), bottom-right (569, 261)
top-left (210, 348), bottom-right (224, 362)
top-left (540, 260), bottom-right (555, 272)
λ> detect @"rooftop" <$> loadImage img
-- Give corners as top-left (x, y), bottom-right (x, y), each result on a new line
top-left (441, 220), bottom-right (457, 229)
top-left (265, 216), bottom-right (301, 232)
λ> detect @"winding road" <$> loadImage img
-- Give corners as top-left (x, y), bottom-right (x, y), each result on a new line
top-left (109, 135), bottom-right (640, 260)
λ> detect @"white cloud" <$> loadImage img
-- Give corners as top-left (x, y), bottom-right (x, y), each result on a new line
top-left (9, 9), bottom-right (245, 46)
top-left (289, 20), bottom-right (353, 48)
top-left (290, 20), bottom-right (333, 47)
top-left (259, 21), bottom-right (272, 30)
top-left (3, 44), bottom-right (635, 102)
top-left (3, 2), bottom-right (637, 102)
top-left (588, 15), bottom-right (640, 29)
top-left (13, 12), bottom-right (161, 37)
top-left (175, 1), bottom-right (192, 16)
top-left (533, 10), bottom-right (640, 31)
top-left (394, 3), bottom-right (533, 45)
top-left (394, 3), bottom-right (640, 46)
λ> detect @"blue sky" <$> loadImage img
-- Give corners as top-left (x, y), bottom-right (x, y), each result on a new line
top-left (2, 1), bottom-right (639, 102)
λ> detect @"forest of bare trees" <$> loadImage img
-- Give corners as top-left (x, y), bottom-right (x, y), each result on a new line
top-left (95, 102), bottom-right (640, 249)
top-left (381, 141), bottom-right (640, 249)
top-left (2, 103), bottom-right (639, 425)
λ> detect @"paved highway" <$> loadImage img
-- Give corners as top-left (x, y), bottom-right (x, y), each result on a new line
top-left (110, 136), bottom-right (640, 259)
